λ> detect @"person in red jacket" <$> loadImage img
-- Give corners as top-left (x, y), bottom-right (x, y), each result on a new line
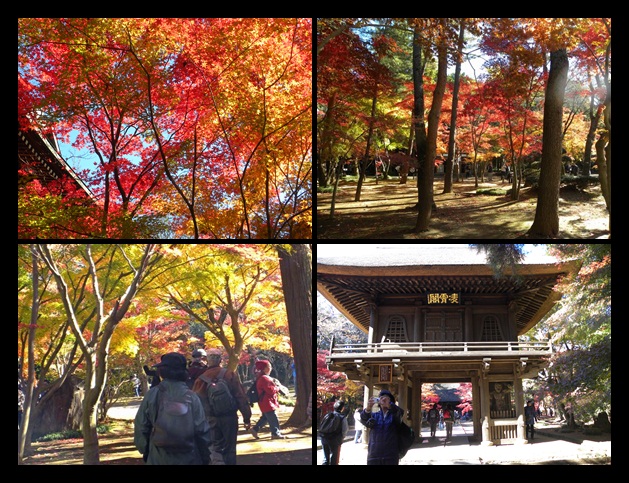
top-left (250, 359), bottom-right (285, 439)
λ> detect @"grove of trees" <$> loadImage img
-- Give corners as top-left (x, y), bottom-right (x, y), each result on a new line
top-left (18, 243), bottom-right (312, 465)
top-left (18, 18), bottom-right (312, 239)
top-left (317, 18), bottom-right (611, 237)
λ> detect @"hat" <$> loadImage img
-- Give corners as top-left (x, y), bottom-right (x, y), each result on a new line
top-left (379, 389), bottom-right (395, 403)
top-left (153, 352), bottom-right (187, 370)
top-left (192, 348), bottom-right (207, 358)
top-left (255, 359), bottom-right (271, 371)
top-left (206, 348), bottom-right (222, 360)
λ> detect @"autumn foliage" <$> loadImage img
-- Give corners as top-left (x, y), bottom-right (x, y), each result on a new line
top-left (18, 18), bottom-right (312, 239)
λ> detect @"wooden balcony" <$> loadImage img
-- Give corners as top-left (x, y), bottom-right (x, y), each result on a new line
top-left (326, 340), bottom-right (552, 364)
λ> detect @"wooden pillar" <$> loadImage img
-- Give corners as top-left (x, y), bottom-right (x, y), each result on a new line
top-left (472, 371), bottom-right (482, 441)
top-left (507, 300), bottom-right (518, 340)
top-left (464, 301), bottom-right (473, 340)
top-left (480, 367), bottom-right (493, 446)
top-left (514, 365), bottom-right (528, 444)
top-left (411, 373), bottom-right (422, 438)
top-left (413, 306), bottom-right (420, 342)
top-left (368, 303), bottom-right (377, 344)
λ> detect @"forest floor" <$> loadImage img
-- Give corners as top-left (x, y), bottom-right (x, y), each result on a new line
top-left (21, 397), bottom-right (313, 465)
top-left (317, 176), bottom-right (610, 239)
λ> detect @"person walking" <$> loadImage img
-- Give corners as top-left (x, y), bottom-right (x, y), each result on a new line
top-left (18, 384), bottom-right (25, 430)
top-left (134, 352), bottom-right (211, 465)
top-left (250, 359), bottom-right (285, 439)
top-left (427, 403), bottom-right (439, 438)
top-left (443, 403), bottom-right (454, 440)
top-left (360, 389), bottom-right (404, 465)
top-left (193, 348), bottom-right (252, 465)
top-left (320, 400), bottom-right (349, 465)
top-left (131, 374), bottom-right (141, 397)
top-left (354, 407), bottom-right (364, 443)
top-left (525, 400), bottom-right (537, 441)
top-left (187, 348), bottom-right (208, 387)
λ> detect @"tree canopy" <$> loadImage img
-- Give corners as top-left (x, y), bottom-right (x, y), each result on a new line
top-left (18, 18), bottom-right (312, 239)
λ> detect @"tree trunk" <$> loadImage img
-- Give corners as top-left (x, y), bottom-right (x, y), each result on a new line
top-left (412, 24), bottom-right (427, 206)
top-left (528, 48), bottom-right (569, 237)
top-left (355, 93), bottom-right (378, 202)
top-left (277, 245), bottom-right (312, 428)
top-left (595, 133), bottom-right (610, 210)
top-left (415, 29), bottom-right (448, 232)
top-left (318, 91), bottom-right (337, 187)
top-left (443, 20), bottom-right (465, 194)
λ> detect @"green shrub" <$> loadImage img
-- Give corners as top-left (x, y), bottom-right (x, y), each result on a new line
top-left (476, 188), bottom-right (508, 196)
top-left (34, 424), bottom-right (111, 442)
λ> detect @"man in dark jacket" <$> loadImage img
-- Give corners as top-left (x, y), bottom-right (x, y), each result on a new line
top-left (187, 348), bottom-right (208, 387)
top-left (134, 352), bottom-right (211, 465)
top-left (192, 348), bottom-right (252, 465)
top-left (360, 389), bottom-right (403, 465)
top-left (320, 400), bottom-right (349, 465)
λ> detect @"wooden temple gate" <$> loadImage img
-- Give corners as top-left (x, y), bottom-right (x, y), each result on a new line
top-left (317, 245), bottom-right (579, 446)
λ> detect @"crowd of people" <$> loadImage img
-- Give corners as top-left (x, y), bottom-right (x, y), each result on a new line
top-left (133, 349), bottom-right (287, 465)
top-left (319, 392), bottom-right (543, 465)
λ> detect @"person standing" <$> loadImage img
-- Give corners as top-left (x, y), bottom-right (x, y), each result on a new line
top-left (193, 348), bottom-right (252, 465)
top-left (360, 389), bottom-right (404, 465)
top-left (427, 403), bottom-right (439, 438)
top-left (187, 348), bottom-right (208, 387)
top-left (354, 407), bottom-right (364, 443)
top-left (443, 403), bottom-right (454, 440)
top-left (133, 352), bottom-right (210, 465)
top-left (18, 384), bottom-right (25, 430)
top-left (320, 400), bottom-right (349, 465)
top-left (525, 400), bottom-right (537, 440)
top-left (131, 374), bottom-right (141, 397)
top-left (250, 359), bottom-right (285, 439)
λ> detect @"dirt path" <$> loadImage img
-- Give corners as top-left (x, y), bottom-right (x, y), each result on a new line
top-left (21, 397), bottom-right (313, 465)
top-left (317, 177), bottom-right (609, 239)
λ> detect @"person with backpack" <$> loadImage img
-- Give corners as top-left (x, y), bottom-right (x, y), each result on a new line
top-left (360, 389), bottom-right (404, 465)
top-left (192, 348), bottom-right (251, 465)
top-left (443, 403), bottom-right (454, 440)
top-left (249, 359), bottom-right (285, 440)
top-left (319, 400), bottom-right (349, 465)
top-left (427, 403), bottom-right (440, 438)
top-left (187, 348), bottom-right (208, 388)
top-left (133, 352), bottom-right (211, 465)
top-left (525, 399), bottom-right (537, 441)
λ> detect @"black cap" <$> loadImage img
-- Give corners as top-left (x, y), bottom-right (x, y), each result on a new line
top-left (153, 352), bottom-right (187, 370)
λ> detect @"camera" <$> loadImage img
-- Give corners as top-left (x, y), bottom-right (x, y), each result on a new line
top-left (373, 397), bottom-right (380, 403)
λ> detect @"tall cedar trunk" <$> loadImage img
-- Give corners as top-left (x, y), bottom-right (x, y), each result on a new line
top-left (528, 48), bottom-right (569, 237)
top-left (443, 21), bottom-right (465, 193)
top-left (415, 31), bottom-right (448, 232)
top-left (412, 25), bottom-right (427, 204)
top-left (19, 245), bottom-right (40, 460)
top-left (318, 91), bottom-right (337, 187)
top-left (277, 245), bottom-right (312, 427)
top-left (603, 81), bottom-right (611, 235)
top-left (355, 93), bottom-right (377, 201)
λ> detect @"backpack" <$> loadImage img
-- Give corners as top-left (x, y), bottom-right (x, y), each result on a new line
top-left (318, 411), bottom-right (343, 438)
top-left (246, 382), bottom-right (259, 405)
top-left (151, 384), bottom-right (196, 452)
top-left (428, 408), bottom-right (439, 421)
top-left (198, 368), bottom-right (237, 417)
top-left (443, 409), bottom-right (453, 421)
top-left (398, 420), bottom-right (415, 459)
